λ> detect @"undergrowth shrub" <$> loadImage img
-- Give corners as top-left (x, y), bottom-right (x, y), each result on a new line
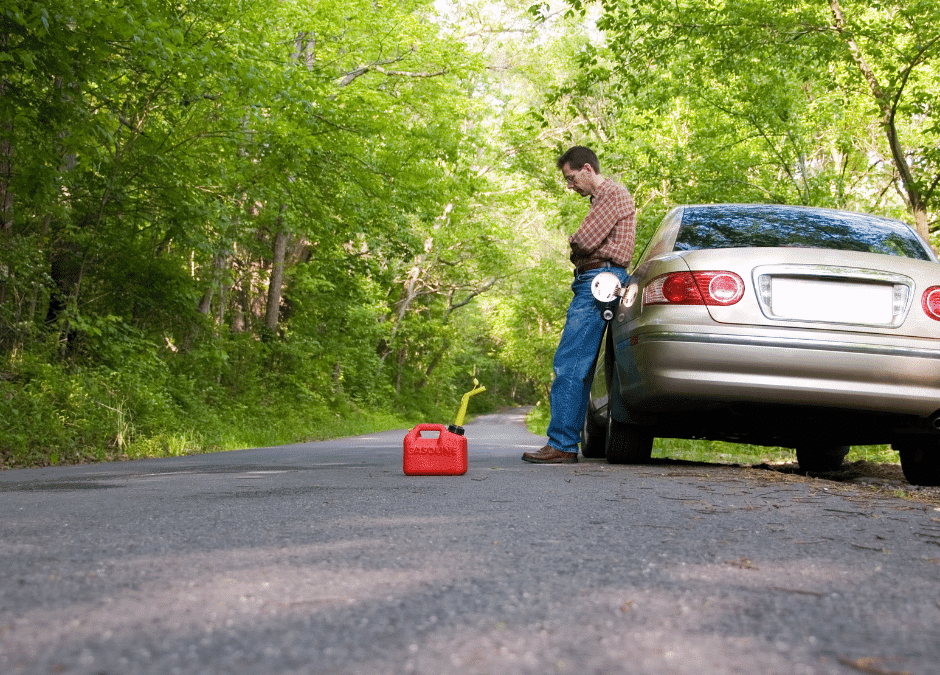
top-left (0, 331), bottom-right (429, 469)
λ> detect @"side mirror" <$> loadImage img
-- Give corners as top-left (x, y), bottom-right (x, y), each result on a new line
top-left (590, 271), bottom-right (623, 302)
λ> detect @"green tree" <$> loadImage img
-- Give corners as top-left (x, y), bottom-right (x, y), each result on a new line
top-left (549, 0), bottom-right (940, 244)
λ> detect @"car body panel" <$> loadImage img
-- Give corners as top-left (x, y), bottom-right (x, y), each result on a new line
top-left (591, 204), bottom-right (940, 450)
top-left (614, 327), bottom-right (940, 416)
top-left (626, 248), bottom-right (940, 337)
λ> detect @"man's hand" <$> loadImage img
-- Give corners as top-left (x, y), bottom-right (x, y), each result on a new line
top-left (569, 239), bottom-right (593, 256)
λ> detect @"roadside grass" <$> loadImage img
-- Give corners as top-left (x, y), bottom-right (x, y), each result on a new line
top-left (525, 404), bottom-right (899, 466)
top-left (651, 437), bottom-right (898, 466)
top-left (0, 343), bottom-right (436, 470)
top-left (0, 383), bottom-right (418, 470)
top-left (119, 409), bottom-right (415, 463)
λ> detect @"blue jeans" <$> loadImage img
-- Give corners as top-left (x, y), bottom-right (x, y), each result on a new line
top-left (546, 265), bottom-right (630, 453)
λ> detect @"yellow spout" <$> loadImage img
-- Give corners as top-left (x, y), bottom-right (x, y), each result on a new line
top-left (454, 378), bottom-right (486, 427)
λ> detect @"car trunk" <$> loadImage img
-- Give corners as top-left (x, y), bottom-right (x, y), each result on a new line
top-left (676, 248), bottom-right (940, 339)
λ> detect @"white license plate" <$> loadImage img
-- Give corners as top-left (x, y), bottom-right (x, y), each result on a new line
top-left (770, 277), bottom-right (893, 324)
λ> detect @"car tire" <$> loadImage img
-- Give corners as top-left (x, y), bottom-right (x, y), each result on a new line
top-left (581, 407), bottom-right (607, 459)
top-left (894, 438), bottom-right (940, 487)
top-left (795, 445), bottom-right (849, 472)
top-left (605, 415), bottom-right (653, 465)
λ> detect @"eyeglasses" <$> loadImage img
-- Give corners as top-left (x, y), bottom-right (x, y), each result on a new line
top-left (563, 168), bottom-right (581, 184)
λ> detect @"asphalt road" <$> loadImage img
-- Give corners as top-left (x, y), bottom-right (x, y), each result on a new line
top-left (1, 408), bottom-right (939, 675)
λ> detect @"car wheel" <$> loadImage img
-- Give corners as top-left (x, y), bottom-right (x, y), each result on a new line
top-left (581, 407), bottom-right (606, 459)
top-left (894, 438), bottom-right (940, 487)
top-left (605, 415), bottom-right (653, 465)
top-left (795, 445), bottom-right (849, 472)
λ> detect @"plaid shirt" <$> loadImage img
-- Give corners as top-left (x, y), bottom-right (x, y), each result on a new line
top-left (568, 179), bottom-right (636, 270)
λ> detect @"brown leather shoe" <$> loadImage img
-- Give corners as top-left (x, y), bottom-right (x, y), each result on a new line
top-left (522, 445), bottom-right (579, 464)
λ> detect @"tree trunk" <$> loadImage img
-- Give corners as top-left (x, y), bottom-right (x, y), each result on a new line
top-left (265, 227), bottom-right (288, 335)
top-left (0, 118), bottom-right (12, 236)
top-left (45, 239), bottom-right (85, 355)
top-left (198, 250), bottom-right (229, 317)
top-left (198, 287), bottom-right (214, 315)
top-left (830, 0), bottom-right (930, 241)
top-left (0, 32), bottom-right (12, 235)
top-left (416, 339), bottom-right (449, 390)
top-left (0, 32), bottom-right (13, 318)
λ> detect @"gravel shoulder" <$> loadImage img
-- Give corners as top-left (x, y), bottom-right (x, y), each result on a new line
top-left (751, 459), bottom-right (940, 507)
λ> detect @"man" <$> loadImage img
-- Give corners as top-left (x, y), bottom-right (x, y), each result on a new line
top-left (522, 146), bottom-right (636, 464)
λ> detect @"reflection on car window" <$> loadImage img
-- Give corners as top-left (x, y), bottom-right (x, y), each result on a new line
top-left (674, 205), bottom-right (931, 260)
top-left (639, 207), bottom-right (684, 262)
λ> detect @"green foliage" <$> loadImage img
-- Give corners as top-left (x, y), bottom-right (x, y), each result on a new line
top-left (574, 0), bottom-right (940, 238)
top-left (0, 0), bottom-right (548, 469)
top-left (5, 0), bottom-right (937, 469)
top-left (0, 334), bottom-right (422, 469)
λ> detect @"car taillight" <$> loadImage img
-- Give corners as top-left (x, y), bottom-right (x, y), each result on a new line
top-left (923, 286), bottom-right (940, 321)
top-left (644, 271), bottom-right (745, 306)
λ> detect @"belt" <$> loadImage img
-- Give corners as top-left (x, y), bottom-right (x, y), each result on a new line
top-left (574, 260), bottom-right (611, 276)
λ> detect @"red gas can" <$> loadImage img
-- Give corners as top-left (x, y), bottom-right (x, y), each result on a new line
top-left (403, 423), bottom-right (468, 476)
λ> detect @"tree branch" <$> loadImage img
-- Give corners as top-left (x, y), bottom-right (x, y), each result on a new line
top-left (830, 0), bottom-right (929, 235)
top-left (337, 52), bottom-right (446, 87)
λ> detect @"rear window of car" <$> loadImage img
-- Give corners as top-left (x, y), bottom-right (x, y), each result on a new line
top-left (674, 205), bottom-right (933, 260)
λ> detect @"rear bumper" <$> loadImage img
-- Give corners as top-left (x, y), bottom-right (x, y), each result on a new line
top-left (614, 329), bottom-right (940, 418)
